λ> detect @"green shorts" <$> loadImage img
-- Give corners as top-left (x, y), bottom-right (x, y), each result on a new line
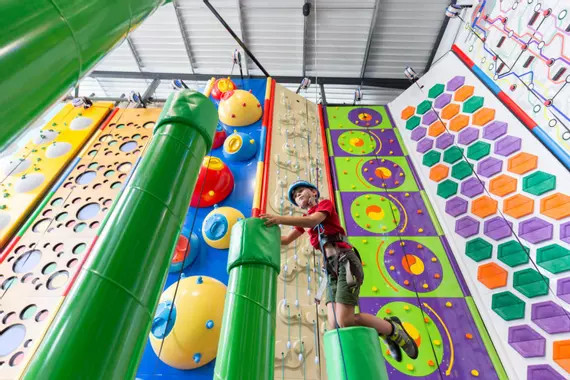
top-left (325, 256), bottom-right (362, 306)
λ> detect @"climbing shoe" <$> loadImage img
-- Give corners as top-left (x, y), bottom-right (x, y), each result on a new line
top-left (387, 316), bottom-right (419, 360)
top-left (380, 334), bottom-right (402, 362)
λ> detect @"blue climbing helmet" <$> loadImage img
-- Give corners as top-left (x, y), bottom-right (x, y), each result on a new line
top-left (287, 180), bottom-right (319, 206)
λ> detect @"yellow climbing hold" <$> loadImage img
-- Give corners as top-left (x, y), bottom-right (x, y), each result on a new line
top-left (364, 168), bottom-right (369, 172)
top-left (365, 195), bottom-right (371, 199)
top-left (366, 223), bottom-right (371, 228)
top-left (351, 185), bottom-right (356, 189)
top-left (422, 283), bottom-right (429, 289)
top-left (389, 151), bottom-right (393, 155)
top-left (405, 192), bottom-right (410, 197)
top-left (404, 305), bottom-right (410, 311)
top-left (445, 301), bottom-right (452, 308)
top-left (208, 190), bottom-right (215, 196)
top-left (417, 244), bottom-right (423, 249)
top-left (400, 242), bottom-right (406, 246)
top-left (389, 265), bottom-right (395, 271)
top-left (433, 340), bottom-right (441, 346)
top-left (418, 228), bottom-right (424, 233)
top-left (406, 364), bottom-right (414, 371)
top-left (471, 369), bottom-right (479, 377)
top-left (431, 257), bottom-right (437, 262)
top-left (343, 170), bottom-right (347, 174)
top-left (362, 239), bottom-right (368, 244)
top-left (381, 226), bottom-right (387, 231)
top-left (372, 286), bottom-right (378, 292)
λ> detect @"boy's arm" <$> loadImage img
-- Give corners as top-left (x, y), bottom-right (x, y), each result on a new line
top-left (281, 229), bottom-right (304, 245)
top-left (260, 212), bottom-right (326, 229)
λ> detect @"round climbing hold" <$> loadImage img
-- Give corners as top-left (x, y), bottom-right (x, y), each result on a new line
top-left (434, 273), bottom-right (441, 279)
top-left (406, 364), bottom-right (414, 371)
top-left (417, 244), bottom-right (423, 249)
top-left (206, 320), bottom-right (214, 329)
top-left (202, 206), bottom-right (245, 249)
top-left (427, 360), bottom-right (435, 367)
top-left (471, 369), bottom-right (479, 377)
top-left (190, 156), bottom-right (234, 208)
top-left (223, 130), bottom-right (257, 162)
top-left (431, 257), bottom-right (437, 263)
top-left (417, 209), bottom-right (423, 214)
top-left (362, 239), bottom-right (367, 244)
top-left (433, 340), bottom-right (441, 346)
top-left (193, 353), bottom-right (202, 363)
top-left (424, 317), bottom-right (430, 323)
top-left (385, 308), bottom-right (391, 314)
top-left (218, 89), bottom-right (262, 127)
top-left (422, 283), bottom-right (429, 289)
top-left (418, 228), bottom-right (424, 233)
top-left (371, 286), bottom-right (378, 292)
top-left (403, 305), bottom-right (410, 311)
top-left (389, 265), bottom-right (395, 271)
top-left (403, 280), bottom-right (410, 286)
top-left (466, 333), bottom-right (473, 340)
top-left (445, 301), bottom-right (452, 308)
top-left (405, 193), bottom-right (410, 197)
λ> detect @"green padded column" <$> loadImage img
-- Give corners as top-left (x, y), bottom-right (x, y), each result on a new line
top-left (214, 218), bottom-right (281, 380)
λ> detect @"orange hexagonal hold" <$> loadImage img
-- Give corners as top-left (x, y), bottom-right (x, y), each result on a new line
top-left (449, 114), bottom-right (470, 132)
top-left (471, 195), bottom-right (498, 218)
top-left (489, 174), bottom-right (517, 197)
top-left (429, 164), bottom-right (449, 182)
top-left (428, 120), bottom-right (446, 137)
top-left (503, 194), bottom-right (534, 219)
top-left (508, 152), bottom-right (538, 175)
top-left (401, 106), bottom-right (415, 120)
top-left (472, 107), bottom-right (496, 126)
top-left (540, 192), bottom-right (570, 220)
top-left (441, 103), bottom-right (460, 120)
top-left (454, 85), bottom-right (475, 101)
top-left (477, 262), bottom-right (508, 289)
top-left (553, 339), bottom-right (570, 374)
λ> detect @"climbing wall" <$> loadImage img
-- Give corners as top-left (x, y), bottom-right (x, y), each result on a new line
top-left (0, 103), bottom-right (113, 249)
top-left (0, 107), bottom-right (160, 378)
top-left (323, 104), bottom-right (504, 379)
top-left (390, 52), bottom-right (570, 379)
top-left (454, 0), bottom-right (570, 168)
top-left (267, 84), bottom-right (327, 380)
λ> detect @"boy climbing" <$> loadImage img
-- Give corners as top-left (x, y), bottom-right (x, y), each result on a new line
top-left (260, 180), bottom-right (418, 362)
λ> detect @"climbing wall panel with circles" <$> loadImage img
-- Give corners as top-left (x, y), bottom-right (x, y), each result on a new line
top-left (389, 51), bottom-right (570, 380)
top-left (0, 108), bottom-right (160, 378)
top-left (324, 104), bottom-right (503, 379)
top-left (0, 102), bottom-right (113, 249)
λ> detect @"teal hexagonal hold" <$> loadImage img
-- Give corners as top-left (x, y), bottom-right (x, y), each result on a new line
top-left (462, 96), bottom-right (484, 113)
top-left (443, 146), bottom-right (464, 164)
top-left (437, 179), bottom-right (458, 199)
top-left (451, 161), bottom-right (473, 180)
top-left (465, 237), bottom-right (492, 262)
top-left (422, 150), bottom-right (441, 167)
top-left (491, 291), bottom-right (525, 321)
top-left (428, 84), bottom-right (445, 99)
top-left (406, 116), bottom-right (421, 130)
top-left (417, 100), bottom-right (432, 115)
top-left (522, 171), bottom-right (556, 195)
top-left (513, 268), bottom-right (549, 298)
top-left (466, 141), bottom-right (491, 161)
top-left (536, 244), bottom-right (570, 274)
top-left (497, 240), bottom-right (529, 267)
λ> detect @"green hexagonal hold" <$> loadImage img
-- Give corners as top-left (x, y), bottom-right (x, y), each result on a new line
top-left (497, 240), bottom-right (529, 267)
top-left (513, 268), bottom-right (549, 298)
top-left (462, 96), bottom-right (484, 113)
top-left (422, 150), bottom-right (441, 167)
top-left (536, 244), bottom-right (570, 274)
top-left (428, 84), bottom-right (445, 99)
top-left (465, 237), bottom-right (492, 262)
top-left (437, 179), bottom-right (458, 199)
top-left (417, 100), bottom-right (432, 115)
top-left (406, 116), bottom-right (421, 130)
top-left (522, 171), bottom-right (556, 196)
top-left (451, 161), bottom-right (473, 180)
top-left (491, 291), bottom-right (525, 321)
top-left (443, 146), bottom-right (464, 164)
top-left (466, 141), bottom-right (491, 161)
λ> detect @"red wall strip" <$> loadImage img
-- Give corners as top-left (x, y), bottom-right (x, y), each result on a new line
top-left (497, 92), bottom-right (537, 130)
top-left (260, 79), bottom-right (276, 214)
top-left (99, 108), bottom-right (120, 130)
top-left (452, 44), bottom-right (475, 68)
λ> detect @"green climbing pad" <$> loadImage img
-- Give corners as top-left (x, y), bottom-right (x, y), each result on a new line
top-left (522, 171), bottom-right (556, 196)
top-left (416, 100), bottom-right (432, 115)
top-left (428, 84), bottom-right (445, 99)
top-left (466, 141), bottom-right (491, 161)
top-left (451, 161), bottom-right (473, 180)
top-left (465, 237), bottom-right (493, 262)
top-left (491, 291), bottom-right (525, 321)
top-left (462, 96), bottom-right (484, 113)
top-left (406, 116), bottom-right (421, 130)
top-left (422, 150), bottom-right (441, 167)
top-left (497, 241), bottom-right (530, 268)
top-left (536, 244), bottom-right (570, 274)
top-left (443, 146), bottom-right (464, 164)
top-left (437, 179), bottom-right (458, 199)
top-left (513, 268), bottom-right (549, 298)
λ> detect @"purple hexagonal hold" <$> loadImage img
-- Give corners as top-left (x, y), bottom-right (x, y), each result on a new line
top-left (422, 110), bottom-right (438, 126)
top-left (477, 157), bottom-right (503, 178)
top-left (560, 221), bottom-right (570, 244)
top-left (447, 75), bottom-right (465, 91)
top-left (495, 135), bottom-right (522, 156)
top-left (528, 365), bottom-right (567, 380)
top-left (557, 277), bottom-right (570, 305)
top-left (411, 126), bottom-right (427, 142)
top-left (484, 217), bottom-right (513, 241)
top-left (483, 121), bottom-right (508, 140)
top-left (519, 217), bottom-right (553, 244)
top-left (455, 216), bottom-right (480, 238)
top-left (435, 133), bottom-right (454, 150)
top-left (508, 325), bottom-right (546, 358)
top-left (531, 301), bottom-right (570, 334)
top-left (445, 196), bottom-right (468, 217)
top-left (458, 127), bottom-right (479, 145)
top-left (460, 177), bottom-right (485, 198)
top-left (434, 93), bottom-right (452, 109)
top-left (416, 138), bottom-right (434, 153)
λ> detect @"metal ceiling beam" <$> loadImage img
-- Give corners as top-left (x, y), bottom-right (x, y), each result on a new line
top-left (424, 0), bottom-right (457, 73)
top-left (173, 0), bottom-right (195, 74)
top-left (360, 0), bottom-right (381, 80)
top-left (89, 70), bottom-right (410, 89)
top-left (235, 0), bottom-right (249, 76)
top-left (142, 78), bottom-right (161, 101)
top-left (319, 82), bottom-right (326, 105)
top-left (126, 37), bottom-right (144, 72)
top-left (302, 1), bottom-right (311, 77)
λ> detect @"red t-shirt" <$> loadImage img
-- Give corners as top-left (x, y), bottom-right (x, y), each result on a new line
top-left (294, 199), bottom-right (351, 250)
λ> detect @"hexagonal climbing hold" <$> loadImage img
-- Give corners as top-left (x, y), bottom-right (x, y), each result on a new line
top-left (447, 75), bottom-right (465, 91)
top-left (472, 107), bottom-right (496, 126)
top-left (495, 135), bottom-right (522, 156)
top-left (461, 177), bottom-right (484, 198)
top-left (503, 194), bottom-right (534, 219)
top-left (477, 157), bottom-right (503, 178)
top-left (443, 146), bottom-right (464, 164)
top-left (445, 196), bottom-right (468, 217)
top-left (454, 85), bottom-right (474, 101)
top-left (562, 222), bottom-right (570, 244)
top-left (553, 340), bottom-right (570, 374)
top-left (465, 237), bottom-right (493, 262)
top-left (498, 240), bottom-right (530, 268)
top-left (508, 325), bottom-right (546, 358)
top-left (508, 152), bottom-right (538, 175)
top-left (523, 171), bottom-right (556, 196)
top-left (489, 174), bottom-right (517, 197)
top-left (467, 141), bottom-right (491, 160)
top-left (437, 179), bottom-right (458, 199)
top-left (532, 301), bottom-right (570, 334)
top-left (428, 120), bottom-right (446, 137)
top-left (406, 115), bottom-right (421, 130)
top-left (478, 262), bottom-right (508, 289)
top-left (449, 114), bottom-right (469, 131)
top-left (410, 126), bottom-right (427, 141)
top-left (513, 268), bottom-right (549, 298)
top-left (492, 291), bottom-right (525, 321)
top-left (428, 83), bottom-right (445, 99)
top-left (434, 93), bottom-right (452, 109)
top-left (429, 164), bottom-right (449, 182)
top-left (483, 121), bottom-right (508, 140)
top-left (484, 217), bottom-right (513, 241)
top-left (456, 216), bottom-right (480, 238)
top-left (458, 127), bottom-right (479, 146)
top-left (472, 195), bottom-right (498, 218)
top-left (540, 193), bottom-right (570, 220)
top-left (417, 138), bottom-right (434, 153)
top-left (435, 133), bottom-right (454, 150)
top-left (536, 244), bottom-right (570, 274)
top-left (519, 217), bottom-right (553, 244)
top-left (417, 100), bottom-right (432, 115)
top-left (463, 96), bottom-right (484, 113)
top-left (422, 150), bottom-right (441, 167)
top-left (451, 161), bottom-right (473, 180)
top-left (401, 106), bottom-right (416, 120)
top-left (441, 103), bottom-right (459, 120)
